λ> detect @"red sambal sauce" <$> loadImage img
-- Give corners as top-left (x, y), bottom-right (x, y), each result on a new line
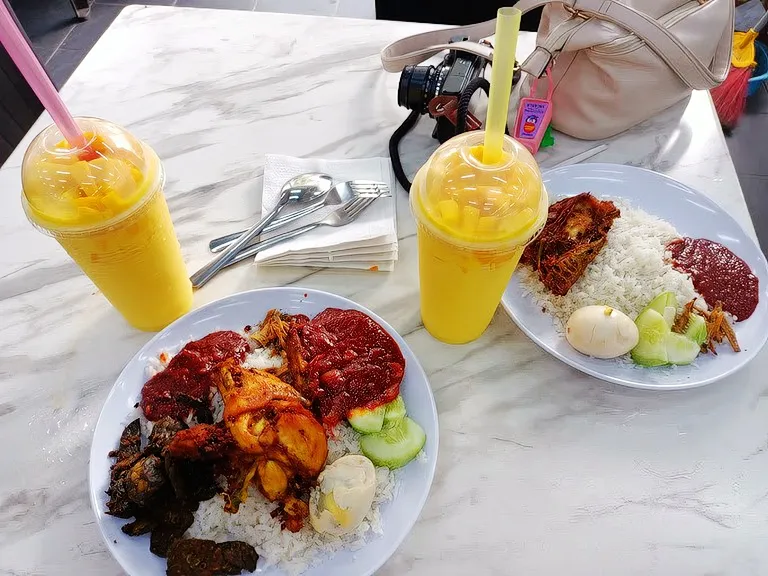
top-left (666, 237), bottom-right (759, 321)
top-left (140, 331), bottom-right (249, 421)
top-left (297, 308), bottom-right (405, 427)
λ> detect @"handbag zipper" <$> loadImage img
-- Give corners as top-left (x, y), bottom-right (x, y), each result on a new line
top-left (589, 1), bottom-right (704, 56)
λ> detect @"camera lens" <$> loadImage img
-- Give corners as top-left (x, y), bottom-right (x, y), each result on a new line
top-left (397, 64), bottom-right (437, 113)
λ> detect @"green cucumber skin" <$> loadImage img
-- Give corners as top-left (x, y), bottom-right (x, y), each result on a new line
top-left (644, 292), bottom-right (677, 317)
top-left (360, 417), bottom-right (426, 469)
top-left (684, 314), bottom-right (707, 347)
top-left (631, 348), bottom-right (668, 367)
top-left (348, 405), bottom-right (386, 434)
top-left (383, 396), bottom-right (407, 428)
top-left (631, 300), bottom-right (703, 367)
top-left (631, 308), bottom-right (669, 367)
top-left (665, 333), bottom-right (700, 366)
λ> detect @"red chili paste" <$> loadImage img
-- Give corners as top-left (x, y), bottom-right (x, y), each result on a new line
top-left (140, 331), bottom-right (249, 421)
top-left (666, 237), bottom-right (759, 321)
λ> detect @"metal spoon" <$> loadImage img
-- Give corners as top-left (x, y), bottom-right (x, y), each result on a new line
top-left (190, 172), bottom-right (333, 288)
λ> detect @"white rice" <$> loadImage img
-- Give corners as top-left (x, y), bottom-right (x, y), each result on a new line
top-left (145, 352), bottom-right (170, 379)
top-left (185, 423), bottom-right (397, 576)
top-left (519, 200), bottom-right (701, 332)
top-left (243, 348), bottom-right (284, 370)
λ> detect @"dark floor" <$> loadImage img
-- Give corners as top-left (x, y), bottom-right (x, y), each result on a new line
top-left (6, 0), bottom-right (768, 250)
top-left (726, 84), bottom-right (768, 250)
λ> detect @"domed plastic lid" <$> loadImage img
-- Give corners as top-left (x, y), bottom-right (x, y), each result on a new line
top-left (411, 131), bottom-right (548, 248)
top-left (21, 117), bottom-right (160, 231)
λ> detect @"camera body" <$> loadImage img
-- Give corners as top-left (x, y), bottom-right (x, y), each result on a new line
top-left (397, 36), bottom-right (487, 144)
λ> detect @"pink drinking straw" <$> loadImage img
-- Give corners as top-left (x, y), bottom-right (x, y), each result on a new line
top-left (0, 2), bottom-right (86, 148)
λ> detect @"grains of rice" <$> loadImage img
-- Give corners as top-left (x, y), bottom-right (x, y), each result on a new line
top-left (210, 389), bottom-right (225, 422)
top-left (144, 352), bottom-right (170, 379)
top-left (519, 201), bottom-right (701, 332)
top-left (243, 348), bottom-right (284, 370)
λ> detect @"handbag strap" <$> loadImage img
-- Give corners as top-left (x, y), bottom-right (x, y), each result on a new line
top-left (380, 24), bottom-right (496, 72)
top-left (380, 0), bottom-right (733, 89)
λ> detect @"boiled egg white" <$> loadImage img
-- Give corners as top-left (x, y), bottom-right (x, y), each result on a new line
top-left (309, 454), bottom-right (376, 536)
top-left (566, 305), bottom-right (639, 359)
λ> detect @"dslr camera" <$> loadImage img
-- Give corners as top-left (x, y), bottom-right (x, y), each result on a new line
top-left (389, 37), bottom-right (521, 190)
top-left (397, 36), bottom-right (490, 144)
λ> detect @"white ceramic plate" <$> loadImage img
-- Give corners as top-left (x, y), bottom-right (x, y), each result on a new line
top-left (502, 163), bottom-right (768, 390)
top-left (89, 287), bottom-right (438, 575)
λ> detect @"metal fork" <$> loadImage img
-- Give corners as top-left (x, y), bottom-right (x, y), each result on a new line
top-left (209, 180), bottom-right (390, 253)
top-left (222, 191), bottom-right (389, 269)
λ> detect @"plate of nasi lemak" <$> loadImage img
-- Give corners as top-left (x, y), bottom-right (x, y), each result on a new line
top-left (89, 287), bottom-right (438, 576)
top-left (502, 163), bottom-right (768, 390)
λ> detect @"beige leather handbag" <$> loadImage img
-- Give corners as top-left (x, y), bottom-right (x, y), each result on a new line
top-left (381, 0), bottom-right (734, 140)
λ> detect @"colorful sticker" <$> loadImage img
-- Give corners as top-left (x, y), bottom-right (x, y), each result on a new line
top-left (516, 100), bottom-right (549, 140)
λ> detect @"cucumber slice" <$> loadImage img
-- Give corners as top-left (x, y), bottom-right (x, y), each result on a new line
top-left (347, 405), bottom-right (386, 434)
top-left (665, 332), bottom-right (701, 365)
top-left (383, 396), bottom-right (407, 428)
top-left (683, 314), bottom-right (707, 347)
top-left (643, 292), bottom-right (677, 317)
top-left (631, 308), bottom-right (670, 367)
top-left (360, 417), bottom-right (426, 469)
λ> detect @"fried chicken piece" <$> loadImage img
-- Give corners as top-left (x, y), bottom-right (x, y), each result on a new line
top-left (165, 423), bottom-right (237, 461)
top-left (285, 324), bottom-right (310, 397)
top-left (213, 359), bottom-right (327, 527)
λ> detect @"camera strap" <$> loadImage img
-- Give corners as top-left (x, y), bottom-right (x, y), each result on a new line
top-left (389, 77), bottom-right (492, 192)
top-left (388, 110), bottom-right (420, 193)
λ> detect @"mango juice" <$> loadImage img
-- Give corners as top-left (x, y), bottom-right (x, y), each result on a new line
top-left (21, 118), bottom-right (192, 331)
top-left (416, 228), bottom-right (525, 343)
top-left (410, 132), bottom-right (547, 344)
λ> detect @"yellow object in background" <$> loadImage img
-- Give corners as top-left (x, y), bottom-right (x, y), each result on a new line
top-left (410, 131), bottom-right (548, 344)
top-left (733, 11), bottom-right (768, 68)
top-left (21, 118), bottom-right (192, 331)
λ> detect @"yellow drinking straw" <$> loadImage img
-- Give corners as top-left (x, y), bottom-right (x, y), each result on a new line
top-left (482, 7), bottom-right (522, 165)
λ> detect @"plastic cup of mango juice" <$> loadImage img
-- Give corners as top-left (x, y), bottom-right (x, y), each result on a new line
top-left (410, 131), bottom-right (548, 344)
top-left (21, 117), bottom-right (193, 331)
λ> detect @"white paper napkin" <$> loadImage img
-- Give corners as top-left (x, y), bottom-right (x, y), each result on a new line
top-left (255, 154), bottom-right (398, 270)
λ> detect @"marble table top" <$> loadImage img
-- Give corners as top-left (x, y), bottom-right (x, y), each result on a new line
top-left (1, 6), bottom-right (767, 575)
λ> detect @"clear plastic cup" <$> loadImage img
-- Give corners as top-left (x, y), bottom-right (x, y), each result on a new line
top-left (410, 131), bottom-right (548, 344)
top-left (21, 117), bottom-right (193, 331)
